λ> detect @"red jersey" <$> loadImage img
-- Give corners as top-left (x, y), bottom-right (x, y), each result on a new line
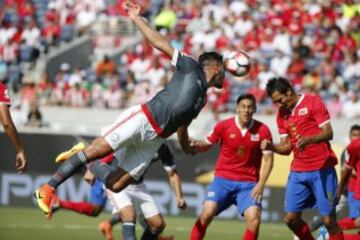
top-left (277, 94), bottom-right (337, 171)
top-left (206, 117), bottom-right (272, 182)
top-left (345, 138), bottom-right (360, 199)
top-left (0, 82), bottom-right (10, 105)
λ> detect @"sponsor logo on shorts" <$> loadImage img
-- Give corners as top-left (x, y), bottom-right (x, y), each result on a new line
top-left (207, 191), bottom-right (215, 197)
top-left (110, 133), bottom-right (120, 145)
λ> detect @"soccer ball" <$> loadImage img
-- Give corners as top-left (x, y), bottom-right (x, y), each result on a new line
top-left (224, 51), bottom-right (251, 77)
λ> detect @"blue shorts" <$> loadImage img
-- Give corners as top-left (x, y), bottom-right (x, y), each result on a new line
top-left (285, 167), bottom-right (337, 216)
top-left (205, 177), bottom-right (260, 215)
top-left (348, 191), bottom-right (360, 218)
top-left (89, 179), bottom-right (107, 206)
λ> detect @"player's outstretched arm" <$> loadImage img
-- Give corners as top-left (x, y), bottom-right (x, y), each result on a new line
top-left (124, 1), bottom-right (174, 58)
top-left (167, 169), bottom-right (187, 209)
top-left (251, 152), bottom-right (274, 203)
top-left (261, 138), bottom-right (292, 155)
top-left (0, 104), bottom-right (27, 173)
top-left (337, 166), bottom-right (352, 200)
top-left (177, 125), bottom-right (196, 155)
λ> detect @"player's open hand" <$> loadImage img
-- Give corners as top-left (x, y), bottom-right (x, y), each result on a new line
top-left (177, 198), bottom-right (187, 210)
top-left (251, 183), bottom-right (264, 204)
top-left (15, 151), bottom-right (27, 173)
top-left (123, 1), bottom-right (141, 19)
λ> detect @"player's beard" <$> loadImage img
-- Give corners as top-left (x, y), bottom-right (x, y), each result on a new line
top-left (212, 72), bottom-right (225, 89)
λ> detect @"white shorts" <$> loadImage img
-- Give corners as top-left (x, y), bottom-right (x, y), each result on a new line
top-left (102, 105), bottom-right (164, 180)
top-left (106, 182), bottom-right (160, 219)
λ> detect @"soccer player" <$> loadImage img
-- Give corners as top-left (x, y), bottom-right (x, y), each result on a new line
top-left (0, 82), bottom-right (27, 173)
top-left (336, 125), bottom-right (360, 238)
top-left (34, 0), bottom-right (225, 218)
top-left (262, 77), bottom-right (343, 240)
top-left (308, 125), bottom-right (360, 238)
top-left (190, 93), bottom-right (274, 240)
top-left (51, 142), bottom-right (184, 240)
top-left (101, 143), bottom-right (186, 240)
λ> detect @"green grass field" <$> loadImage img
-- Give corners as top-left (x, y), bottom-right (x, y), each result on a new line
top-left (0, 206), bottom-right (294, 240)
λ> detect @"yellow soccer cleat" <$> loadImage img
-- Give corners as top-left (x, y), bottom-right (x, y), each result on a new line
top-left (55, 142), bottom-right (86, 163)
top-left (33, 184), bottom-right (55, 219)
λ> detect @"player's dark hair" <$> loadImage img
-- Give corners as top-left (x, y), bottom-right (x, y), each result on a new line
top-left (350, 124), bottom-right (360, 133)
top-left (236, 93), bottom-right (257, 111)
top-left (198, 52), bottom-right (223, 67)
top-left (266, 77), bottom-right (294, 97)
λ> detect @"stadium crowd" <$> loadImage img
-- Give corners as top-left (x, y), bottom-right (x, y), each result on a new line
top-left (0, 0), bottom-right (360, 121)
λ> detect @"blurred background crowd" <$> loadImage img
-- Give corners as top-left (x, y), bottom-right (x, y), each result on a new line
top-left (0, 0), bottom-right (359, 128)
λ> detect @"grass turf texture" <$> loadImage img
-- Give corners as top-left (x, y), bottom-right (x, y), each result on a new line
top-left (0, 206), bottom-right (294, 239)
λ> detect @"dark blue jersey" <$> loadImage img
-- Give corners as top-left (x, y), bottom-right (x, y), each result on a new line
top-left (142, 50), bottom-right (208, 138)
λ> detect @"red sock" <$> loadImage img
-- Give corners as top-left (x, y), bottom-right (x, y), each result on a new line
top-left (344, 233), bottom-right (360, 240)
top-left (59, 200), bottom-right (95, 216)
top-left (293, 223), bottom-right (315, 240)
top-left (243, 229), bottom-right (258, 240)
top-left (329, 231), bottom-right (344, 240)
top-left (190, 219), bottom-right (207, 240)
top-left (339, 218), bottom-right (356, 230)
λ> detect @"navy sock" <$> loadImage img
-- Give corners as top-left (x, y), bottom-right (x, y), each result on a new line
top-left (109, 213), bottom-right (122, 226)
top-left (48, 151), bottom-right (87, 188)
top-left (88, 159), bottom-right (114, 186)
top-left (122, 222), bottom-right (136, 240)
top-left (141, 228), bottom-right (160, 240)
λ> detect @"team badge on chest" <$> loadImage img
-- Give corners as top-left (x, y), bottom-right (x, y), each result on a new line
top-left (237, 145), bottom-right (245, 156)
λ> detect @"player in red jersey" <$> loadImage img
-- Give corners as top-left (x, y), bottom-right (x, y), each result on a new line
top-left (0, 82), bottom-right (27, 173)
top-left (308, 125), bottom-right (360, 239)
top-left (190, 94), bottom-right (274, 240)
top-left (262, 77), bottom-right (343, 240)
top-left (337, 127), bottom-right (360, 239)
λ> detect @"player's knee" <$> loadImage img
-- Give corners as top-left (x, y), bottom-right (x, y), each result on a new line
top-left (149, 219), bottom-right (166, 233)
top-left (91, 205), bottom-right (103, 216)
top-left (248, 216), bottom-right (260, 228)
top-left (199, 211), bottom-right (214, 225)
top-left (284, 214), bottom-right (297, 226)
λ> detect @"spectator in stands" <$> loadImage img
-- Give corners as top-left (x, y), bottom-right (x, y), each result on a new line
top-left (64, 83), bottom-right (89, 108)
top-left (96, 55), bottom-right (116, 77)
top-left (26, 101), bottom-right (43, 128)
top-left (270, 50), bottom-right (291, 77)
top-left (326, 94), bottom-right (343, 118)
top-left (342, 91), bottom-right (360, 119)
top-left (76, 4), bottom-right (96, 35)
top-left (103, 84), bottom-right (123, 109)
top-left (0, 39), bottom-right (18, 64)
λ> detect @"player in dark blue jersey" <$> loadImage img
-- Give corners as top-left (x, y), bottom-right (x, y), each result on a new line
top-left (34, 0), bottom-right (225, 219)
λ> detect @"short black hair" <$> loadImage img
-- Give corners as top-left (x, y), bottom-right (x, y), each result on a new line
top-left (266, 77), bottom-right (294, 97)
top-left (350, 124), bottom-right (360, 133)
top-left (198, 52), bottom-right (223, 67)
top-left (236, 93), bottom-right (257, 108)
